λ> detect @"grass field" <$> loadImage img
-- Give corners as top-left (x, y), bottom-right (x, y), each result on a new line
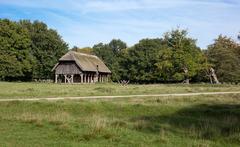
top-left (0, 82), bottom-right (240, 99)
top-left (0, 82), bottom-right (240, 146)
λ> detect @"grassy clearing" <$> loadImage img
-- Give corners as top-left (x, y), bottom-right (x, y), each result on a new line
top-left (0, 93), bottom-right (240, 146)
top-left (0, 82), bottom-right (240, 99)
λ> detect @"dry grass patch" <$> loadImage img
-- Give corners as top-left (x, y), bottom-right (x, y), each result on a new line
top-left (81, 115), bottom-right (119, 141)
top-left (1, 111), bottom-right (72, 127)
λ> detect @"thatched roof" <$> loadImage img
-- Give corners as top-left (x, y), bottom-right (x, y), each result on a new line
top-left (52, 51), bottom-right (111, 73)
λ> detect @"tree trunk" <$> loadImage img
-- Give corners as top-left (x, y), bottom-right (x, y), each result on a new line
top-left (210, 68), bottom-right (220, 84)
top-left (183, 67), bottom-right (190, 84)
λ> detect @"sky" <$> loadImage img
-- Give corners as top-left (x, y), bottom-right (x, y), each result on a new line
top-left (0, 0), bottom-right (239, 49)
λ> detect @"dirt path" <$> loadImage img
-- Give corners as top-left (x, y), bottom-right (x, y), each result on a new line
top-left (0, 91), bottom-right (240, 102)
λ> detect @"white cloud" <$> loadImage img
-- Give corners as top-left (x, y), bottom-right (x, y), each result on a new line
top-left (0, 0), bottom-right (239, 48)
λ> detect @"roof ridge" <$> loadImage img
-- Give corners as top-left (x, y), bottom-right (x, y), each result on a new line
top-left (71, 51), bottom-right (98, 59)
top-left (55, 51), bottom-right (111, 73)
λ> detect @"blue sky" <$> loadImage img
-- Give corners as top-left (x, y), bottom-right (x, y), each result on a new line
top-left (0, 0), bottom-right (239, 49)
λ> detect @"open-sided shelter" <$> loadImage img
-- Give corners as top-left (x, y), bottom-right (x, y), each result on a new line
top-left (52, 51), bottom-right (111, 83)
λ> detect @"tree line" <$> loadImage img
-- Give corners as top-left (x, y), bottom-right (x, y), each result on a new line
top-left (0, 19), bottom-right (68, 81)
top-left (0, 19), bottom-right (239, 83)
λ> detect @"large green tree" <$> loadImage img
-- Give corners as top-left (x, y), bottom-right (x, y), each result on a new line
top-left (126, 39), bottom-right (163, 83)
top-left (19, 20), bottom-right (68, 79)
top-left (126, 29), bottom-right (206, 83)
top-left (93, 39), bottom-right (127, 81)
top-left (207, 35), bottom-right (240, 83)
top-left (161, 29), bottom-right (206, 83)
top-left (0, 19), bottom-right (34, 81)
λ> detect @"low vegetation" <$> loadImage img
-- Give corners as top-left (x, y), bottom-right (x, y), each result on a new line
top-left (0, 93), bottom-right (240, 146)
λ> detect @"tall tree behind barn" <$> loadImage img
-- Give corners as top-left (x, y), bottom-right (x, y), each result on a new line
top-left (52, 51), bottom-right (111, 83)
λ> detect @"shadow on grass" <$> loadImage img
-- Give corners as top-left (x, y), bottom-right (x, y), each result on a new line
top-left (131, 104), bottom-right (240, 144)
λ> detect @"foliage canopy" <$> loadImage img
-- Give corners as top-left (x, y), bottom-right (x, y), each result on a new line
top-left (0, 19), bottom-right (68, 81)
top-left (1, 19), bottom-right (239, 83)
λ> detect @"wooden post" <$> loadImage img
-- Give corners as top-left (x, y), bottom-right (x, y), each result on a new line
top-left (55, 74), bottom-right (58, 83)
top-left (93, 74), bottom-right (97, 83)
top-left (88, 74), bottom-right (90, 83)
top-left (106, 75), bottom-right (109, 82)
top-left (82, 74), bottom-right (84, 83)
top-left (64, 75), bottom-right (67, 83)
top-left (87, 74), bottom-right (89, 83)
top-left (80, 74), bottom-right (83, 83)
top-left (83, 74), bottom-right (86, 83)
top-left (91, 74), bottom-right (94, 83)
top-left (71, 75), bottom-right (74, 83)
top-left (89, 74), bottom-right (91, 83)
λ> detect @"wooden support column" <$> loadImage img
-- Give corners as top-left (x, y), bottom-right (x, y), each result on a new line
top-left (101, 75), bottom-right (103, 83)
top-left (89, 74), bottom-right (91, 83)
top-left (71, 75), bottom-right (74, 83)
top-left (55, 74), bottom-right (58, 83)
top-left (90, 74), bottom-right (93, 83)
top-left (80, 74), bottom-right (83, 83)
top-left (99, 75), bottom-right (101, 82)
top-left (88, 74), bottom-right (90, 83)
top-left (83, 74), bottom-right (86, 83)
top-left (102, 75), bottom-right (104, 82)
top-left (96, 75), bottom-right (98, 83)
top-left (86, 74), bottom-right (88, 83)
top-left (64, 75), bottom-right (67, 83)
top-left (86, 74), bottom-right (89, 83)
top-left (103, 75), bottom-right (106, 82)
top-left (93, 74), bottom-right (97, 83)
top-left (85, 74), bottom-right (88, 83)
top-left (87, 75), bottom-right (89, 83)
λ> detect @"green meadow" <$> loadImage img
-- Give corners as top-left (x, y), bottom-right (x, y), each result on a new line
top-left (0, 82), bottom-right (240, 99)
top-left (0, 82), bottom-right (240, 146)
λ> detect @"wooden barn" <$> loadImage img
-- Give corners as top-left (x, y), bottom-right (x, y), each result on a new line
top-left (52, 51), bottom-right (111, 83)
